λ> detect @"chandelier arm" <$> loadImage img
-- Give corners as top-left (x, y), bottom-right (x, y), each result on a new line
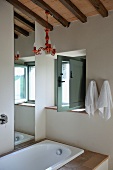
top-left (33, 10), bottom-right (56, 56)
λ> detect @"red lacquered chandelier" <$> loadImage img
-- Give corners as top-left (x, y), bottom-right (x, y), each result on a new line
top-left (33, 11), bottom-right (56, 56)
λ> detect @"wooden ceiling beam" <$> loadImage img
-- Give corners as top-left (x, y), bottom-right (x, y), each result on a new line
top-left (14, 12), bottom-right (35, 31)
top-left (89, 0), bottom-right (108, 17)
top-left (59, 0), bottom-right (87, 23)
top-left (31, 0), bottom-right (70, 27)
top-left (14, 24), bottom-right (29, 36)
top-left (14, 33), bottom-right (18, 39)
top-left (6, 0), bottom-right (53, 31)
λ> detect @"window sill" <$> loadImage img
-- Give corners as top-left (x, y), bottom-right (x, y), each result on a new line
top-left (15, 103), bottom-right (35, 107)
top-left (45, 106), bottom-right (87, 114)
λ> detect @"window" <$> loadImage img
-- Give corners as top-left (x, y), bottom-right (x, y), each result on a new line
top-left (28, 65), bottom-right (35, 101)
top-left (15, 63), bottom-right (35, 104)
top-left (15, 65), bottom-right (27, 104)
top-left (56, 55), bottom-right (86, 112)
top-left (61, 61), bottom-right (70, 106)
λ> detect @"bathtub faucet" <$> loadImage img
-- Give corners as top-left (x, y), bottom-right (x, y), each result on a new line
top-left (0, 114), bottom-right (8, 125)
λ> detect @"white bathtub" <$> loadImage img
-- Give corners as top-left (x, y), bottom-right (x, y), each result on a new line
top-left (0, 140), bottom-right (84, 170)
top-left (14, 131), bottom-right (34, 145)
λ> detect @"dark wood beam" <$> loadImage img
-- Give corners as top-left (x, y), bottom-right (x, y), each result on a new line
top-left (14, 33), bottom-right (18, 39)
top-left (31, 0), bottom-right (70, 27)
top-left (59, 0), bottom-right (87, 23)
top-left (14, 12), bottom-right (35, 31)
top-left (6, 0), bottom-right (53, 31)
top-left (89, 0), bottom-right (108, 17)
top-left (14, 24), bottom-right (29, 36)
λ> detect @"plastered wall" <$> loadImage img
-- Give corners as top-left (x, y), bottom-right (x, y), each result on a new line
top-left (47, 11), bottom-right (113, 170)
top-left (15, 32), bottom-right (35, 57)
top-left (14, 105), bottom-right (35, 135)
top-left (35, 22), bottom-right (54, 140)
top-left (0, 0), bottom-right (14, 154)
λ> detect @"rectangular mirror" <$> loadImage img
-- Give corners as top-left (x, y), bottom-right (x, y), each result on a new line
top-left (14, 58), bottom-right (35, 146)
top-left (57, 55), bottom-right (86, 112)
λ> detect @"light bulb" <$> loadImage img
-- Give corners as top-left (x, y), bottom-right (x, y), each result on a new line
top-left (33, 43), bottom-right (36, 51)
top-left (53, 45), bottom-right (56, 49)
top-left (15, 51), bottom-right (20, 60)
top-left (48, 39), bottom-right (51, 44)
top-left (17, 51), bottom-right (19, 55)
top-left (34, 42), bottom-right (36, 47)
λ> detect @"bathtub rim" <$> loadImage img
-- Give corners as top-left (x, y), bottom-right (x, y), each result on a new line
top-left (1, 139), bottom-right (84, 158)
top-left (1, 140), bottom-right (84, 159)
top-left (42, 140), bottom-right (84, 170)
top-left (14, 131), bottom-right (35, 145)
top-left (0, 139), bottom-right (84, 170)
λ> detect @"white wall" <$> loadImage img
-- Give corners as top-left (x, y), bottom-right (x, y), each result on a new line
top-left (15, 32), bottom-right (35, 57)
top-left (47, 11), bottom-right (113, 170)
top-left (35, 22), bottom-right (54, 140)
top-left (14, 105), bottom-right (35, 135)
top-left (0, 0), bottom-right (14, 154)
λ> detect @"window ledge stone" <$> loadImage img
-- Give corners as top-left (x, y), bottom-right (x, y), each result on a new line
top-left (45, 106), bottom-right (87, 114)
top-left (15, 103), bottom-right (35, 107)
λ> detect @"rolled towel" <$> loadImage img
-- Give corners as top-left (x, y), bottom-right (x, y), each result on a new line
top-left (85, 80), bottom-right (98, 116)
top-left (97, 80), bottom-right (113, 120)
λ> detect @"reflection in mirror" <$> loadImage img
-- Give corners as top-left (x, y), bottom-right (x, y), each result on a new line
top-left (14, 57), bottom-right (35, 146)
top-left (57, 52), bottom-right (86, 112)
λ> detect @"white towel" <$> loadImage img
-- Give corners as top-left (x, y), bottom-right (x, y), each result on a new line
top-left (85, 80), bottom-right (98, 116)
top-left (97, 81), bottom-right (113, 120)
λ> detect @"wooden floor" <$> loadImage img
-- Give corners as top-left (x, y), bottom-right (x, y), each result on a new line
top-left (59, 150), bottom-right (108, 170)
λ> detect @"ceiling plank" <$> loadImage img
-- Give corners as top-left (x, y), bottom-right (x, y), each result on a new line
top-left (14, 33), bottom-right (18, 39)
top-left (31, 0), bottom-right (70, 27)
top-left (14, 24), bottom-right (29, 36)
top-left (59, 0), bottom-right (87, 23)
top-left (89, 0), bottom-right (108, 17)
top-left (6, 0), bottom-right (53, 31)
top-left (14, 12), bottom-right (35, 31)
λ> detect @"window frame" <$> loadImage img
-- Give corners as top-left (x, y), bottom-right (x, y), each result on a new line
top-left (14, 62), bottom-right (35, 104)
top-left (14, 64), bottom-right (28, 104)
top-left (27, 64), bottom-right (35, 103)
top-left (55, 55), bottom-right (86, 112)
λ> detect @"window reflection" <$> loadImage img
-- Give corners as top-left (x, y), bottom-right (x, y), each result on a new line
top-left (15, 66), bottom-right (27, 104)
